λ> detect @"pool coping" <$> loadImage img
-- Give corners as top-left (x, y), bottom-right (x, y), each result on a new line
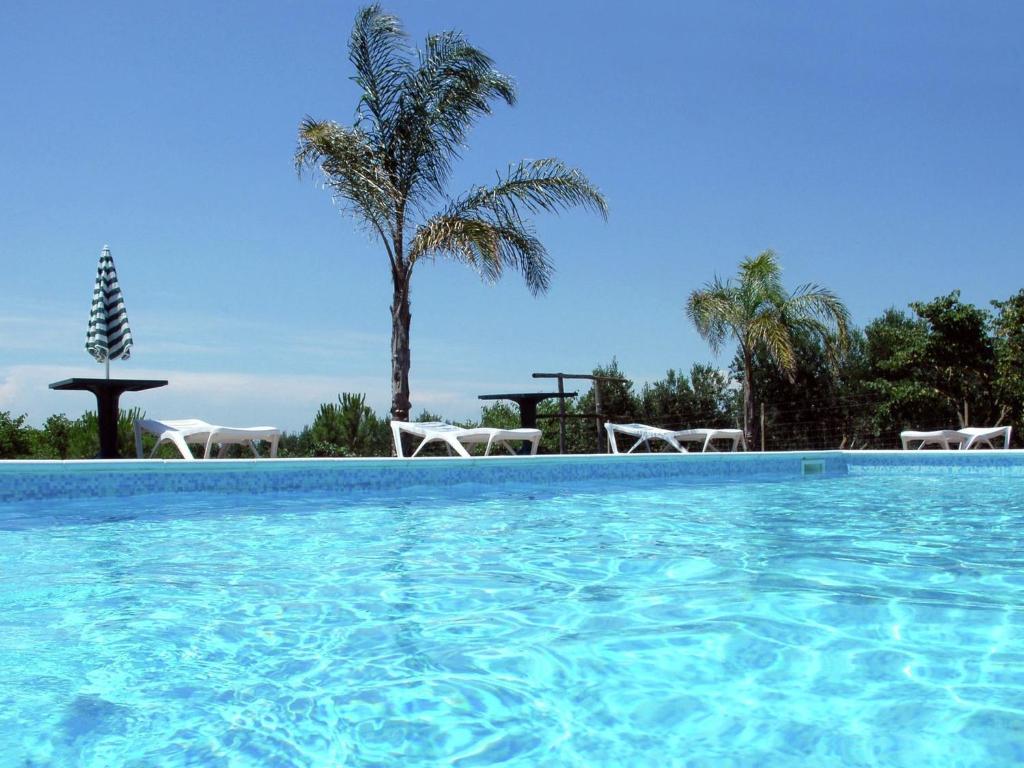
top-left (2, 449), bottom-right (1023, 502)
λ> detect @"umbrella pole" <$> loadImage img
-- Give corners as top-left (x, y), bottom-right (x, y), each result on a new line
top-left (105, 356), bottom-right (110, 380)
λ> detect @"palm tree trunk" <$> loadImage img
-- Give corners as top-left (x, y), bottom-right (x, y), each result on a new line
top-left (742, 348), bottom-right (756, 450)
top-left (390, 272), bottom-right (412, 423)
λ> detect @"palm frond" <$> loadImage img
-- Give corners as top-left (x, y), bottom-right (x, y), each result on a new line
top-left (295, 118), bottom-right (396, 243)
top-left (348, 5), bottom-right (408, 145)
top-left (739, 250), bottom-right (783, 286)
top-left (748, 311), bottom-right (797, 378)
top-left (393, 30), bottom-right (517, 207)
top-left (784, 283), bottom-right (851, 343)
top-left (459, 159), bottom-right (608, 221)
top-left (406, 159), bottom-right (604, 293)
top-left (408, 213), bottom-right (551, 294)
top-left (686, 284), bottom-right (735, 355)
top-left (783, 284), bottom-right (851, 369)
top-left (737, 250), bottom-right (785, 314)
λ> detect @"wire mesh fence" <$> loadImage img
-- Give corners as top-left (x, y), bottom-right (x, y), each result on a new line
top-left (570, 392), bottom-right (1018, 453)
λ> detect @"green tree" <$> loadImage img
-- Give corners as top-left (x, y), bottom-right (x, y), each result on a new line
top-left (853, 295), bottom-right (1005, 446)
top-left (536, 397), bottom-right (590, 454)
top-left (562, 360), bottom-right (635, 453)
top-left (479, 401), bottom-right (520, 430)
top-left (689, 364), bottom-right (736, 427)
top-left (743, 327), bottom-right (873, 450)
top-left (581, 359), bottom-right (636, 427)
top-left (533, 360), bottom-right (636, 453)
top-left (0, 411), bottom-right (35, 459)
top-left (413, 409), bottom-right (444, 424)
top-left (68, 407), bottom-right (146, 458)
top-left (42, 414), bottom-right (74, 460)
top-left (992, 289), bottom-right (1024, 440)
top-left (687, 250), bottom-right (849, 449)
top-left (859, 308), bottom-right (952, 444)
top-left (310, 393), bottom-right (391, 456)
top-left (275, 428), bottom-right (314, 458)
top-left (638, 364), bottom-right (736, 432)
top-left (910, 291), bottom-right (997, 427)
top-left (296, 5), bottom-right (607, 422)
top-left (828, 329), bottom-right (877, 448)
top-left (639, 368), bottom-right (692, 431)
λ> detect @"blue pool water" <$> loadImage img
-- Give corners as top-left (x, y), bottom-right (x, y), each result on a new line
top-left (2, 471), bottom-right (1023, 767)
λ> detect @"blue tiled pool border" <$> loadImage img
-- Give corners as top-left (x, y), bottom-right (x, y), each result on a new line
top-left (845, 450), bottom-right (1024, 474)
top-left (1, 450), bottom-right (1022, 502)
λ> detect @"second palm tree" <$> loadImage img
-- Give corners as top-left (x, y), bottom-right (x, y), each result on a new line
top-left (686, 250), bottom-right (850, 449)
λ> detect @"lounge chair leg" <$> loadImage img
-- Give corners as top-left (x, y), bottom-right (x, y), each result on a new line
top-left (169, 433), bottom-right (195, 460)
top-left (134, 422), bottom-right (144, 459)
top-left (411, 437), bottom-right (433, 457)
top-left (391, 423), bottom-right (407, 458)
top-left (443, 435), bottom-right (472, 458)
top-left (605, 425), bottom-right (620, 454)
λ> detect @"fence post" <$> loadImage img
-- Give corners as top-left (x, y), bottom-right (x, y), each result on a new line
top-left (760, 402), bottom-right (765, 452)
top-left (557, 375), bottom-right (566, 454)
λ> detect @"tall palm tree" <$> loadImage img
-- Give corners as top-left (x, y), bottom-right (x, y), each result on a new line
top-left (296, 5), bottom-right (607, 422)
top-left (686, 250), bottom-right (850, 448)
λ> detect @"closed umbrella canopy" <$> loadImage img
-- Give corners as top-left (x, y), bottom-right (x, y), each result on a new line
top-left (85, 245), bottom-right (133, 375)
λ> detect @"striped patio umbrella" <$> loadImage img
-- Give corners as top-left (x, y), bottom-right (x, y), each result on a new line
top-left (85, 245), bottom-right (134, 378)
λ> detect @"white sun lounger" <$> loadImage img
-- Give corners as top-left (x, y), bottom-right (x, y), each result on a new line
top-left (958, 426), bottom-right (1012, 449)
top-left (391, 421), bottom-right (542, 458)
top-left (673, 428), bottom-right (747, 452)
top-left (900, 430), bottom-right (968, 450)
top-left (604, 423), bottom-right (686, 453)
top-left (605, 423), bottom-right (747, 454)
top-left (134, 418), bottom-right (281, 460)
top-left (901, 426), bottom-right (1012, 450)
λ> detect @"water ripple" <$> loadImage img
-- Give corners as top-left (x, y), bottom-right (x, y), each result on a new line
top-left (2, 473), bottom-right (1023, 766)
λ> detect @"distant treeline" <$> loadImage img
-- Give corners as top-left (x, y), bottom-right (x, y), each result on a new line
top-left (2, 289), bottom-right (1020, 459)
top-left (550, 289), bottom-right (1023, 453)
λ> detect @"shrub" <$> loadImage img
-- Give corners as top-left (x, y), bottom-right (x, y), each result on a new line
top-left (0, 411), bottom-right (35, 459)
top-left (42, 414), bottom-right (74, 460)
top-left (309, 394), bottom-right (391, 457)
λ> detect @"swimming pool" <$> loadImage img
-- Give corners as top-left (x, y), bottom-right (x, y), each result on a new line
top-left (2, 455), bottom-right (1023, 766)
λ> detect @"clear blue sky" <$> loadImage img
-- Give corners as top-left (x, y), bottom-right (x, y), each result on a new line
top-left (2, 1), bottom-right (1022, 431)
